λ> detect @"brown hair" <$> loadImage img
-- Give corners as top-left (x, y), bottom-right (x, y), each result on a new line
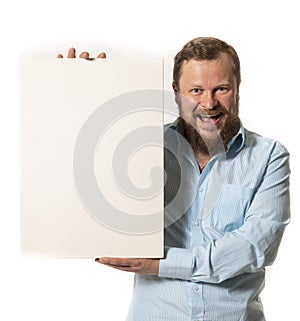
top-left (173, 37), bottom-right (241, 89)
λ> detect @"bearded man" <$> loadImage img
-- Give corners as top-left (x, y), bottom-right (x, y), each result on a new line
top-left (81, 37), bottom-right (290, 321)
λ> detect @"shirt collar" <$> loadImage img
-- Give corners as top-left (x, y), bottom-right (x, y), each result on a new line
top-left (226, 123), bottom-right (245, 153)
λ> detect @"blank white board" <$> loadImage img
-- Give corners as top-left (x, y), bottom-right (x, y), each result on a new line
top-left (20, 58), bottom-right (164, 258)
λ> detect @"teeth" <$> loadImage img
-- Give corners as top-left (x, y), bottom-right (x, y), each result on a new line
top-left (201, 117), bottom-right (211, 123)
top-left (199, 114), bottom-right (220, 119)
top-left (197, 113), bottom-right (222, 123)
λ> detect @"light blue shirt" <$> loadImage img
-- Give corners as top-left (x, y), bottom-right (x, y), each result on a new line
top-left (126, 119), bottom-right (290, 321)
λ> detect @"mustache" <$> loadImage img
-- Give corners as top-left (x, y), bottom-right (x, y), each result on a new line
top-left (194, 105), bottom-right (227, 117)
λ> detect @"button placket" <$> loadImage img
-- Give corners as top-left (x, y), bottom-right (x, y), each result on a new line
top-left (193, 285), bottom-right (200, 291)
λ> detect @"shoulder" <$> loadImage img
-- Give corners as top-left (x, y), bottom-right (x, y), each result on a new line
top-left (243, 128), bottom-right (289, 157)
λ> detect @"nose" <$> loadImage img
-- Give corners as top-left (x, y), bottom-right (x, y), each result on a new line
top-left (199, 91), bottom-right (218, 109)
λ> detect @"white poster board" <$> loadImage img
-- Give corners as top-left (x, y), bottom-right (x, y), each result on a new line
top-left (20, 58), bottom-right (164, 258)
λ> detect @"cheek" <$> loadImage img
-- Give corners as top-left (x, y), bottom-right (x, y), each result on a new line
top-left (222, 95), bottom-right (239, 115)
top-left (179, 96), bottom-right (198, 115)
top-left (225, 106), bottom-right (239, 118)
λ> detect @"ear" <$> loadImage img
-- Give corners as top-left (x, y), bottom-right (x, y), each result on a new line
top-left (172, 82), bottom-right (178, 93)
top-left (172, 82), bottom-right (180, 105)
top-left (236, 93), bottom-right (240, 111)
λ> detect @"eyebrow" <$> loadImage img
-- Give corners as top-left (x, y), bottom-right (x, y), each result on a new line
top-left (188, 82), bottom-right (232, 88)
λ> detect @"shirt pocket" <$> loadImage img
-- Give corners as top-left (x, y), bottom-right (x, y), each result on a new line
top-left (203, 183), bottom-right (254, 234)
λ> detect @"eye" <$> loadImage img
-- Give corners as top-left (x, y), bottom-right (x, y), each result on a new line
top-left (190, 88), bottom-right (202, 94)
top-left (216, 86), bottom-right (229, 93)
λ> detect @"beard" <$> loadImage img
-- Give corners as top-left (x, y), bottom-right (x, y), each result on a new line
top-left (178, 111), bottom-right (241, 157)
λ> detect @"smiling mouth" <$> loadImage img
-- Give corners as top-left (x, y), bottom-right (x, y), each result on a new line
top-left (197, 112), bottom-right (224, 124)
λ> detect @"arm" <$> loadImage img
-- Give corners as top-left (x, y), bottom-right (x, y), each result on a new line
top-left (159, 143), bottom-right (290, 283)
top-left (96, 143), bottom-right (290, 278)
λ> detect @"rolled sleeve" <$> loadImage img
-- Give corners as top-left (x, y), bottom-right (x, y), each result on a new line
top-left (158, 247), bottom-right (193, 279)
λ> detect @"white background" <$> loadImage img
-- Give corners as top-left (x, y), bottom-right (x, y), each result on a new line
top-left (1, 0), bottom-right (299, 320)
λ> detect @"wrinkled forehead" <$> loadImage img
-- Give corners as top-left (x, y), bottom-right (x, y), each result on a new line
top-left (184, 53), bottom-right (234, 72)
top-left (179, 54), bottom-right (237, 85)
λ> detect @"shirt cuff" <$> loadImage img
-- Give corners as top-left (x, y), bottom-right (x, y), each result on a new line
top-left (158, 247), bottom-right (193, 280)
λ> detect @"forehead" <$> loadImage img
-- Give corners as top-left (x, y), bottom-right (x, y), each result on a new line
top-left (179, 53), bottom-right (235, 84)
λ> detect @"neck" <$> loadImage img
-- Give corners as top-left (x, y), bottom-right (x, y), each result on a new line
top-left (195, 153), bottom-right (211, 172)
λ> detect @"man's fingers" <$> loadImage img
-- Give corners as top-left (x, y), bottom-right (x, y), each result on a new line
top-left (57, 48), bottom-right (106, 59)
top-left (79, 51), bottom-right (90, 59)
top-left (67, 47), bottom-right (76, 58)
top-left (102, 263), bottom-right (136, 273)
top-left (97, 52), bottom-right (107, 59)
top-left (95, 258), bottom-right (138, 273)
top-left (96, 257), bottom-right (136, 266)
top-left (95, 257), bottom-right (159, 275)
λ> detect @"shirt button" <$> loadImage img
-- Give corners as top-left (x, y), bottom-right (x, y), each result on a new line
top-left (193, 285), bottom-right (199, 291)
top-left (198, 187), bottom-right (203, 192)
top-left (194, 220), bottom-right (199, 226)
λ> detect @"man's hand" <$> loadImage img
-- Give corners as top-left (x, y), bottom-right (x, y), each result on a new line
top-left (57, 47), bottom-right (106, 59)
top-left (95, 257), bottom-right (160, 275)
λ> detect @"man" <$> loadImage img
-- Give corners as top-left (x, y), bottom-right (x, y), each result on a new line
top-left (59, 37), bottom-right (290, 320)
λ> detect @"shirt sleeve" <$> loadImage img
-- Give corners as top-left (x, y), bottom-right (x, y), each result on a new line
top-left (158, 142), bottom-right (290, 283)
